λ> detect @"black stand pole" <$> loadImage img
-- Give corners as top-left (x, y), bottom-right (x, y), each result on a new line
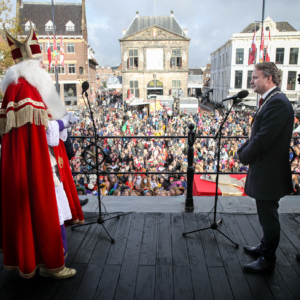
top-left (182, 100), bottom-right (239, 248)
top-left (71, 89), bottom-right (128, 243)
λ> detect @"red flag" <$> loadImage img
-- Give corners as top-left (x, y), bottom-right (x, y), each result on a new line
top-left (53, 36), bottom-right (58, 68)
top-left (259, 27), bottom-right (265, 62)
top-left (60, 34), bottom-right (65, 67)
top-left (266, 29), bottom-right (271, 62)
top-left (47, 34), bottom-right (51, 71)
top-left (248, 29), bottom-right (257, 65)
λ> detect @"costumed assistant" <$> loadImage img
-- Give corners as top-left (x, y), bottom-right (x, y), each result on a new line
top-left (0, 21), bottom-right (84, 279)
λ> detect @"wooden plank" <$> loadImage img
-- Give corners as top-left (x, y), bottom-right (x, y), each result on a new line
top-left (73, 219), bottom-right (103, 264)
top-left (74, 217), bottom-right (119, 300)
top-left (211, 213), bottom-right (254, 300)
top-left (196, 212), bottom-right (223, 267)
top-left (278, 266), bottom-right (300, 300)
top-left (155, 266), bottom-right (173, 300)
top-left (182, 213), bottom-right (214, 300)
top-left (65, 223), bottom-right (91, 266)
top-left (173, 266), bottom-right (193, 300)
top-left (139, 213), bottom-right (158, 266)
top-left (208, 266), bottom-right (234, 300)
top-left (106, 213), bottom-right (133, 265)
top-left (236, 215), bottom-right (290, 267)
top-left (156, 213), bottom-right (172, 266)
top-left (263, 267), bottom-right (295, 300)
top-left (171, 213), bottom-right (189, 266)
top-left (135, 266), bottom-right (155, 300)
top-left (114, 213), bottom-right (145, 300)
top-left (279, 214), bottom-right (300, 250)
top-left (94, 265), bottom-right (121, 300)
top-left (224, 213), bottom-right (275, 300)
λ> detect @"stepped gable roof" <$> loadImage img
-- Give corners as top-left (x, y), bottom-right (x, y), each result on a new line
top-left (20, 2), bottom-right (82, 36)
top-left (241, 21), bottom-right (297, 33)
top-left (122, 15), bottom-right (187, 39)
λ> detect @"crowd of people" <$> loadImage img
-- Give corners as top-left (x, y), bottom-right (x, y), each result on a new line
top-left (69, 92), bottom-right (300, 196)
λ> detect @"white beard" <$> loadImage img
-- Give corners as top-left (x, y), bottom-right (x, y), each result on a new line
top-left (1, 59), bottom-right (67, 120)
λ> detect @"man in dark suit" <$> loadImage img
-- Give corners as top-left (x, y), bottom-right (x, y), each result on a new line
top-left (238, 62), bottom-right (294, 274)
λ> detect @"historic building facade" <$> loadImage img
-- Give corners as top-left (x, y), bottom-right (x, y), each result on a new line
top-left (210, 16), bottom-right (300, 106)
top-left (119, 11), bottom-right (190, 101)
top-left (16, 0), bottom-right (98, 108)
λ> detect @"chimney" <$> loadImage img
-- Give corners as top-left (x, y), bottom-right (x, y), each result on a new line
top-left (122, 29), bottom-right (127, 36)
top-left (136, 11), bottom-right (139, 17)
top-left (171, 10), bottom-right (174, 17)
top-left (183, 28), bottom-right (188, 36)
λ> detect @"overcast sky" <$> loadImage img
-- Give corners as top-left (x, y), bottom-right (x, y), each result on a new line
top-left (12, 0), bottom-right (300, 67)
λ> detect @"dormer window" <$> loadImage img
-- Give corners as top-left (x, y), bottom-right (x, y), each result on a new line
top-left (45, 20), bottom-right (54, 31)
top-left (25, 21), bottom-right (36, 31)
top-left (65, 21), bottom-right (75, 31)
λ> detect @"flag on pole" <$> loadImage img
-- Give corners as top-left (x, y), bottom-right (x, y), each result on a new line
top-left (60, 34), bottom-right (65, 67)
top-left (266, 29), bottom-right (271, 62)
top-left (259, 27), bottom-right (265, 62)
top-left (248, 29), bottom-right (257, 65)
top-left (47, 33), bottom-right (51, 71)
top-left (53, 35), bottom-right (58, 68)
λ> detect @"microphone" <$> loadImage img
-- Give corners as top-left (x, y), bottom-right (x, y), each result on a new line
top-left (222, 90), bottom-right (249, 102)
top-left (82, 81), bottom-right (89, 94)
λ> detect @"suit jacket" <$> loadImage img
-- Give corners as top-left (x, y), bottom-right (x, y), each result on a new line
top-left (238, 87), bottom-right (294, 200)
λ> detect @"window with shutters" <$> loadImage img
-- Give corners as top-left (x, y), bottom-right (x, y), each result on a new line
top-left (129, 81), bottom-right (139, 97)
top-left (170, 49), bottom-right (182, 68)
top-left (128, 49), bottom-right (138, 68)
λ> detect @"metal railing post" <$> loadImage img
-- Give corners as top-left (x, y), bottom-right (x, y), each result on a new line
top-left (185, 123), bottom-right (195, 211)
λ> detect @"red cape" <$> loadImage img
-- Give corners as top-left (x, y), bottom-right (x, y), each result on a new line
top-left (0, 78), bottom-right (83, 278)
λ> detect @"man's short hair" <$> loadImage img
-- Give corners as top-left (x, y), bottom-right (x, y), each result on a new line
top-left (254, 62), bottom-right (282, 86)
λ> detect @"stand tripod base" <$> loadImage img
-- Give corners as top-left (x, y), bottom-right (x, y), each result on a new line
top-left (182, 218), bottom-right (239, 248)
top-left (71, 213), bottom-right (130, 244)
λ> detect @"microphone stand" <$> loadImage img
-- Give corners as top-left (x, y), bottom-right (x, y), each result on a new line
top-left (182, 98), bottom-right (239, 248)
top-left (71, 88), bottom-right (129, 243)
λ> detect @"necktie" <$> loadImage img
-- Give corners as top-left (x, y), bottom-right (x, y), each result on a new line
top-left (259, 97), bottom-right (264, 107)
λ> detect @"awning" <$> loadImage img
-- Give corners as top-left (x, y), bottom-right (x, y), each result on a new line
top-left (129, 99), bottom-right (150, 106)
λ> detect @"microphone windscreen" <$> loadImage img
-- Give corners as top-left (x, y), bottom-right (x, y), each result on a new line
top-left (82, 81), bottom-right (89, 92)
top-left (237, 90), bottom-right (249, 99)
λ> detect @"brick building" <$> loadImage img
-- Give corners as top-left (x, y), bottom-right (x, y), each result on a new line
top-left (119, 11), bottom-right (190, 101)
top-left (16, 0), bottom-right (98, 108)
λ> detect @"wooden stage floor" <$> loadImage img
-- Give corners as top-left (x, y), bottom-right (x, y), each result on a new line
top-left (1, 209), bottom-right (300, 299)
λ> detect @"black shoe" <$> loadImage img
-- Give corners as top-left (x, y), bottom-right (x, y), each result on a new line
top-left (243, 245), bottom-right (262, 257)
top-left (80, 199), bottom-right (89, 207)
top-left (296, 252), bottom-right (300, 261)
top-left (243, 257), bottom-right (275, 274)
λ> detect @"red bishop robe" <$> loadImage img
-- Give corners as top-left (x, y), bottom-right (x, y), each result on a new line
top-left (0, 77), bottom-right (83, 278)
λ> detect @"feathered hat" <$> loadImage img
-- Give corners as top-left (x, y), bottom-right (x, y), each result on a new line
top-left (4, 21), bottom-right (42, 64)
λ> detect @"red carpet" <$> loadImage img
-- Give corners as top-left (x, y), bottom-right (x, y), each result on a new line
top-left (193, 174), bottom-right (247, 196)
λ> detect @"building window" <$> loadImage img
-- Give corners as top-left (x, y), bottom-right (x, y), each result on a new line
top-left (129, 81), bottom-right (139, 97)
top-left (275, 48), bottom-right (284, 64)
top-left (25, 21), bottom-right (36, 31)
top-left (172, 80), bottom-right (180, 88)
top-left (39, 43), bottom-right (43, 53)
top-left (49, 64), bottom-right (65, 74)
top-left (287, 71), bottom-right (296, 90)
top-left (247, 70), bottom-right (253, 89)
top-left (236, 49), bottom-right (244, 64)
top-left (45, 20), bottom-right (54, 31)
top-left (67, 43), bottom-right (75, 53)
top-left (64, 83), bottom-right (77, 106)
top-left (79, 67), bottom-right (84, 74)
top-left (235, 71), bottom-right (243, 89)
top-left (171, 49), bottom-right (182, 68)
top-left (68, 64), bottom-right (76, 74)
top-left (128, 49), bottom-right (138, 68)
top-left (289, 48), bottom-right (299, 65)
top-left (48, 43), bottom-right (61, 52)
top-left (65, 21), bottom-right (75, 31)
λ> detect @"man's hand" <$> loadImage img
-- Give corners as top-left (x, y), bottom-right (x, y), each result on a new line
top-left (61, 112), bottom-right (79, 128)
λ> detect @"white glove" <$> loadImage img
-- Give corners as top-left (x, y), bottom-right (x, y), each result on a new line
top-left (61, 112), bottom-right (79, 128)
